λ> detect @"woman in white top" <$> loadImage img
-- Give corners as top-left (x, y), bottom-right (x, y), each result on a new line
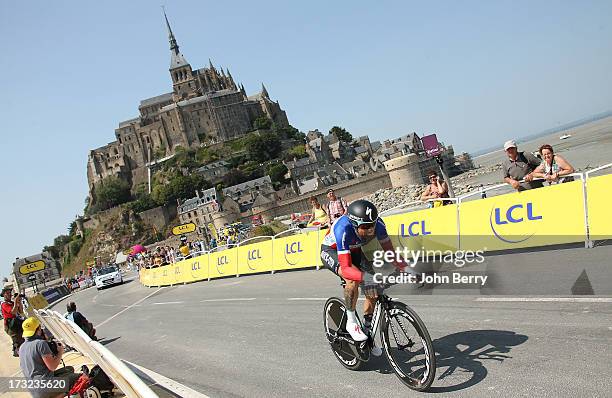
top-left (532, 144), bottom-right (575, 184)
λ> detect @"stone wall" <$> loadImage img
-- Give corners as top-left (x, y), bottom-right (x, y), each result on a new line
top-left (139, 205), bottom-right (178, 232)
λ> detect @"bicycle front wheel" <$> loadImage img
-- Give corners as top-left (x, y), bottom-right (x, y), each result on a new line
top-left (381, 301), bottom-right (436, 391)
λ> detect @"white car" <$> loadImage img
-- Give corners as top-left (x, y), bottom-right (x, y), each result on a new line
top-left (94, 265), bottom-right (123, 290)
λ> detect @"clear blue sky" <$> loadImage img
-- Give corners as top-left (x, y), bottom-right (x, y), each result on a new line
top-left (1, 1), bottom-right (611, 278)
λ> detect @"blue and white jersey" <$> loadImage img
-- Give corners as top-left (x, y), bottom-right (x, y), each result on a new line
top-left (322, 215), bottom-right (390, 254)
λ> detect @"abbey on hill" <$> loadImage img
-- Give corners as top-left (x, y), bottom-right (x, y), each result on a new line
top-left (87, 12), bottom-right (289, 197)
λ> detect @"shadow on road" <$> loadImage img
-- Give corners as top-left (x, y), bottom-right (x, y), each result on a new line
top-left (364, 329), bottom-right (527, 392)
top-left (97, 336), bottom-right (122, 346)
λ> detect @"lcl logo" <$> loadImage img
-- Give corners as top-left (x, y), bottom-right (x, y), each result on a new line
top-left (191, 261), bottom-right (201, 278)
top-left (400, 221), bottom-right (431, 237)
top-left (490, 202), bottom-right (542, 243)
top-left (284, 242), bottom-right (304, 265)
top-left (247, 249), bottom-right (261, 271)
top-left (217, 255), bottom-right (229, 274)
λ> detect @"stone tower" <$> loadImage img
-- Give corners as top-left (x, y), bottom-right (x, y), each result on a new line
top-left (165, 11), bottom-right (197, 101)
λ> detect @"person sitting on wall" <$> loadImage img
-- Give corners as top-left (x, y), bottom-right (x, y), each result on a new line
top-left (502, 140), bottom-right (543, 191)
top-left (420, 170), bottom-right (449, 206)
top-left (532, 144), bottom-right (575, 184)
top-left (307, 196), bottom-right (330, 228)
top-left (64, 302), bottom-right (97, 341)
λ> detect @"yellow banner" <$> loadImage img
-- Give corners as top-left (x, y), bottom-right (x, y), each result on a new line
top-left (459, 180), bottom-right (586, 251)
top-left (237, 239), bottom-right (274, 275)
top-left (272, 230), bottom-right (320, 271)
top-left (586, 174), bottom-right (612, 239)
top-left (19, 260), bottom-right (46, 275)
top-left (208, 248), bottom-right (238, 279)
top-left (172, 222), bottom-right (197, 236)
top-left (382, 204), bottom-right (459, 252)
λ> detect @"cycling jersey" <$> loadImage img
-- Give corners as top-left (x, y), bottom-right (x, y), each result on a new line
top-left (321, 215), bottom-right (391, 282)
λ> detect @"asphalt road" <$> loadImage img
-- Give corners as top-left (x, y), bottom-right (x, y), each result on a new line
top-left (50, 245), bottom-right (612, 398)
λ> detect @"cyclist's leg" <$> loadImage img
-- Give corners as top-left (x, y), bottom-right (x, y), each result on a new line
top-left (320, 245), bottom-right (362, 311)
top-left (353, 250), bottom-right (377, 316)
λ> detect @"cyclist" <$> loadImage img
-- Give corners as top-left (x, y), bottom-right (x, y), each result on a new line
top-left (320, 199), bottom-right (406, 344)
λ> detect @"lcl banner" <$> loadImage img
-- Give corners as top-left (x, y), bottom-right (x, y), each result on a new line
top-left (459, 180), bottom-right (586, 251)
top-left (208, 248), bottom-right (238, 279)
top-left (237, 239), bottom-right (274, 275)
top-left (272, 230), bottom-right (320, 271)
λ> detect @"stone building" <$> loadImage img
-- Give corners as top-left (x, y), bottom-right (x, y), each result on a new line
top-left (222, 176), bottom-right (276, 211)
top-left (196, 160), bottom-right (229, 184)
top-left (177, 188), bottom-right (240, 241)
top-left (87, 12), bottom-right (289, 201)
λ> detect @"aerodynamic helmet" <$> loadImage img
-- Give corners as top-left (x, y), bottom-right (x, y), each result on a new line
top-left (347, 200), bottom-right (378, 227)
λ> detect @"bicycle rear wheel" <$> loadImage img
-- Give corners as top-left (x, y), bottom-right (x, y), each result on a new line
top-left (381, 301), bottom-right (436, 391)
top-left (323, 297), bottom-right (364, 370)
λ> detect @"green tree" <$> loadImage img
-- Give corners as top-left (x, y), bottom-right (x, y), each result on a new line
top-left (92, 176), bottom-right (132, 212)
top-left (267, 163), bottom-right (288, 186)
top-left (330, 126), bottom-right (353, 143)
top-left (253, 116), bottom-right (272, 130)
top-left (284, 145), bottom-right (308, 161)
top-left (244, 132), bottom-right (281, 162)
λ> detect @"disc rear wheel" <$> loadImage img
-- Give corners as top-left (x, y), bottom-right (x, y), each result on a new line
top-left (323, 297), bottom-right (364, 370)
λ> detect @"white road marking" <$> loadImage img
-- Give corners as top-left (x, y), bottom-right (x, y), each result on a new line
top-left (95, 287), bottom-right (163, 328)
top-left (123, 360), bottom-right (210, 398)
top-left (200, 298), bottom-right (256, 302)
top-left (152, 301), bottom-right (185, 305)
top-left (476, 297), bottom-right (612, 303)
top-left (287, 297), bottom-right (365, 301)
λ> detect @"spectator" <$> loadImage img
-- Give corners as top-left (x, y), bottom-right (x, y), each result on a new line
top-left (178, 235), bottom-right (190, 258)
top-left (210, 238), bottom-right (217, 250)
top-left (502, 140), bottom-right (543, 191)
top-left (326, 189), bottom-right (348, 226)
top-left (420, 170), bottom-right (449, 206)
top-left (65, 302), bottom-right (97, 341)
top-left (532, 144), bottom-right (575, 184)
top-left (2, 286), bottom-right (24, 356)
top-left (307, 196), bottom-right (329, 228)
top-left (19, 317), bottom-right (79, 397)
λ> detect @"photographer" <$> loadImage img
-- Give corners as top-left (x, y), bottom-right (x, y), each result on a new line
top-left (19, 317), bottom-right (79, 398)
top-left (2, 285), bottom-right (24, 357)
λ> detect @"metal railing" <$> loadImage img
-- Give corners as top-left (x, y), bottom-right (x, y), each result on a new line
top-left (34, 309), bottom-right (157, 398)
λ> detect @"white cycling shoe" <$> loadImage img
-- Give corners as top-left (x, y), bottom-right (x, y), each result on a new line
top-left (346, 321), bottom-right (368, 342)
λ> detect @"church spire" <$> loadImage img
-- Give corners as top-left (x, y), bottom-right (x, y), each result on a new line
top-left (261, 83), bottom-right (269, 98)
top-left (163, 9), bottom-right (189, 69)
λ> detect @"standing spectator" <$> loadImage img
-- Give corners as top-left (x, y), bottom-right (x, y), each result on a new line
top-left (2, 286), bottom-right (24, 356)
top-left (502, 140), bottom-right (543, 191)
top-left (178, 235), bottom-right (190, 258)
top-left (19, 317), bottom-right (79, 396)
top-left (307, 196), bottom-right (329, 228)
top-left (326, 189), bottom-right (348, 226)
top-left (532, 144), bottom-right (575, 184)
top-left (420, 170), bottom-right (449, 206)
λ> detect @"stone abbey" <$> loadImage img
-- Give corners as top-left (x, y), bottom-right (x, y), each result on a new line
top-left (87, 12), bottom-right (289, 198)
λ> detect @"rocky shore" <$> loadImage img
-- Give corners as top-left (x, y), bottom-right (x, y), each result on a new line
top-left (365, 163), bottom-right (503, 212)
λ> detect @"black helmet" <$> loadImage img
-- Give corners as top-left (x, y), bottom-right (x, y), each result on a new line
top-left (180, 235), bottom-right (187, 243)
top-left (347, 200), bottom-right (378, 227)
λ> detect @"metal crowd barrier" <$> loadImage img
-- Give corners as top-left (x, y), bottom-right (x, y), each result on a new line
top-left (33, 309), bottom-right (158, 398)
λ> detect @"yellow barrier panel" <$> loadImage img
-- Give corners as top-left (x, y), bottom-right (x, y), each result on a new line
top-left (587, 174), bottom-right (612, 240)
top-left (237, 239), bottom-right (274, 275)
top-left (208, 248), bottom-right (238, 279)
top-left (459, 180), bottom-right (586, 251)
top-left (272, 230), bottom-right (320, 271)
top-left (382, 204), bottom-right (459, 252)
top-left (185, 255), bottom-right (209, 281)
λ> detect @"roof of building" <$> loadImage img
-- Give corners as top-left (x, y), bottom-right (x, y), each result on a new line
top-left (139, 93), bottom-right (174, 108)
top-left (118, 117), bottom-right (141, 128)
top-left (298, 177), bottom-right (320, 195)
top-left (354, 145), bottom-right (368, 155)
top-left (223, 175), bottom-right (273, 196)
top-left (197, 160), bottom-right (229, 172)
top-left (286, 157), bottom-right (314, 169)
